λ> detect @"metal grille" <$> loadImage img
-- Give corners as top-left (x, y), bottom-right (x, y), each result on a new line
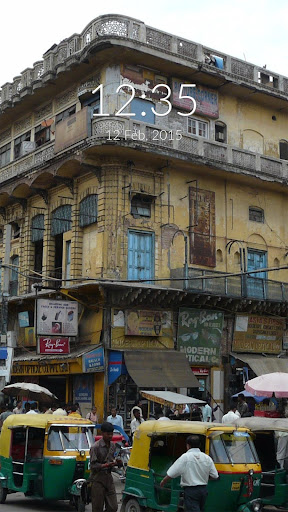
top-left (31, 214), bottom-right (44, 242)
top-left (51, 205), bottom-right (72, 236)
top-left (79, 195), bottom-right (98, 227)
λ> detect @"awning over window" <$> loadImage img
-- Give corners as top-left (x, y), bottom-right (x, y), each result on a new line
top-left (232, 353), bottom-right (288, 375)
top-left (124, 350), bottom-right (199, 388)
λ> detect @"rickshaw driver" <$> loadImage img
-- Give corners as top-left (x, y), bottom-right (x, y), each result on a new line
top-left (90, 422), bottom-right (122, 512)
top-left (160, 435), bottom-right (219, 512)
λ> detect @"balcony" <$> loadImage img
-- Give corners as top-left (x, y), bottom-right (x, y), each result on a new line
top-left (170, 267), bottom-right (288, 302)
top-left (91, 117), bottom-right (288, 184)
top-left (0, 116), bottom-right (287, 191)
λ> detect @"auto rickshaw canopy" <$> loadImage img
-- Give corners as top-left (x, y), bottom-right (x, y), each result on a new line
top-left (235, 416), bottom-right (288, 432)
top-left (0, 414), bottom-right (93, 458)
top-left (129, 420), bottom-right (252, 470)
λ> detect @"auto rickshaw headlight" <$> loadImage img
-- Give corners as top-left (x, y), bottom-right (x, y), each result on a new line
top-left (80, 450), bottom-right (85, 457)
top-left (251, 499), bottom-right (262, 511)
top-left (249, 469), bottom-right (254, 476)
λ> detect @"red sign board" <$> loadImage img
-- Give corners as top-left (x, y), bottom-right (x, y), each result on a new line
top-left (191, 367), bottom-right (209, 376)
top-left (38, 337), bottom-right (70, 355)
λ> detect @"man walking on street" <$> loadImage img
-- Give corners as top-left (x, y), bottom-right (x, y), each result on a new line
top-left (89, 422), bottom-right (121, 512)
top-left (237, 394), bottom-right (248, 417)
top-left (160, 435), bottom-right (218, 512)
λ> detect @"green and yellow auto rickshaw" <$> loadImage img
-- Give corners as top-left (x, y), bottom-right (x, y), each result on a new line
top-left (121, 420), bottom-right (262, 512)
top-left (235, 416), bottom-right (288, 509)
top-left (0, 414), bottom-right (94, 510)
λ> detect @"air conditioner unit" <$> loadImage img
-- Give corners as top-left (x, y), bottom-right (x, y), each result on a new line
top-left (19, 141), bottom-right (36, 157)
top-left (0, 334), bottom-right (6, 344)
top-left (7, 331), bottom-right (17, 348)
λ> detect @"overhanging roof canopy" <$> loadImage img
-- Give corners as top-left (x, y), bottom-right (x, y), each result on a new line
top-left (140, 390), bottom-right (205, 407)
top-left (124, 350), bottom-right (199, 388)
top-left (232, 353), bottom-right (288, 376)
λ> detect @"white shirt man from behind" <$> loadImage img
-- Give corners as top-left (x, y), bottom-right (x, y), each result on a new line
top-left (222, 404), bottom-right (240, 424)
top-left (160, 434), bottom-right (218, 511)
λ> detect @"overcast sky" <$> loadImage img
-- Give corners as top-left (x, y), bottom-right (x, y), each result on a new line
top-left (0, 0), bottom-right (287, 87)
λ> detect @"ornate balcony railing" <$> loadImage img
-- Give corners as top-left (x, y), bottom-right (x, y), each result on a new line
top-left (1, 14), bottom-right (288, 110)
top-left (170, 267), bottom-right (288, 302)
top-left (0, 116), bottom-right (288, 187)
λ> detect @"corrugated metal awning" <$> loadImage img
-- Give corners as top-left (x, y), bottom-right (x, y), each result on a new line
top-left (13, 345), bottom-right (95, 362)
top-left (124, 350), bottom-right (199, 388)
top-left (232, 353), bottom-right (288, 375)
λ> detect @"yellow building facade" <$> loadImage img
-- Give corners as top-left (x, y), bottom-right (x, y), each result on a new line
top-left (0, 15), bottom-right (288, 421)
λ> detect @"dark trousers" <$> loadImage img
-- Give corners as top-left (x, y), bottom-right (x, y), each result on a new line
top-left (184, 485), bottom-right (208, 512)
top-left (91, 472), bottom-right (118, 512)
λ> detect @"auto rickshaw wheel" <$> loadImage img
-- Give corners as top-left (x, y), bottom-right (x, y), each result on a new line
top-left (124, 498), bottom-right (143, 512)
top-left (76, 495), bottom-right (85, 512)
top-left (0, 482), bottom-right (7, 504)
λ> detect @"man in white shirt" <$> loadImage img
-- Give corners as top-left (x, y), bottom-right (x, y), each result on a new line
top-left (222, 404), bottom-right (240, 424)
top-left (13, 400), bottom-right (22, 414)
top-left (107, 407), bottom-right (124, 431)
top-left (130, 408), bottom-right (144, 437)
top-left (201, 401), bottom-right (212, 422)
top-left (26, 403), bottom-right (38, 414)
top-left (160, 435), bottom-right (218, 512)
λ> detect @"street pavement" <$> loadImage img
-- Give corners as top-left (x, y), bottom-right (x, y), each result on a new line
top-left (1, 475), bottom-right (125, 512)
top-left (1, 478), bottom-right (287, 512)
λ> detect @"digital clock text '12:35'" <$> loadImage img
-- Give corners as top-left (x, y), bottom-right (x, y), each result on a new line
top-left (92, 83), bottom-right (196, 117)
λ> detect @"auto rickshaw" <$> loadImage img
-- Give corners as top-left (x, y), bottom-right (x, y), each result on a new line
top-left (235, 416), bottom-right (288, 509)
top-left (0, 414), bottom-right (94, 510)
top-left (121, 420), bottom-right (262, 512)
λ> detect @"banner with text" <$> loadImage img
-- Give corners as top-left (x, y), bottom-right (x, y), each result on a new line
top-left (233, 315), bottom-right (284, 353)
top-left (37, 299), bottom-right (78, 336)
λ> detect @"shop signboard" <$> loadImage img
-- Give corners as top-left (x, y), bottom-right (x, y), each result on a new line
top-left (108, 351), bottom-right (127, 385)
top-left (232, 314), bottom-right (284, 353)
top-left (37, 299), bottom-right (78, 336)
top-left (82, 346), bottom-right (104, 373)
top-left (38, 337), bottom-right (70, 355)
top-left (112, 309), bottom-right (174, 349)
top-left (125, 310), bottom-right (162, 336)
top-left (18, 311), bottom-right (30, 328)
top-left (177, 308), bottom-right (223, 365)
top-left (172, 79), bottom-right (219, 118)
top-left (0, 347), bottom-right (13, 383)
top-left (74, 375), bottom-right (93, 403)
top-left (12, 362), bottom-right (69, 375)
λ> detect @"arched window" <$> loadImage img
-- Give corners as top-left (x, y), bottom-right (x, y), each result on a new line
top-left (79, 195), bottom-right (98, 227)
top-left (249, 206), bottom-right (264, 223)
top-left (31, 215), bottom-right (44, 281)
top-left (51, 206), bottom-right (72, 281)
top-left (279, 140), bottom-right (288, 160)
top-left (51, 205), bottom-right (72, 235)
top-left (215, 121), bottom-right (227, 143)
top-left (10, 255), bottom-right (19, 296)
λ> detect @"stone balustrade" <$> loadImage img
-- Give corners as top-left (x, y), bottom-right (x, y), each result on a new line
top-left (0, 117), bottom-right (287, 187)
top-left (0, 14), bottom-right (288, 109)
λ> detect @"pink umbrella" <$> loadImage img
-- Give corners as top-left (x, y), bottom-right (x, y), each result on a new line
top-left (245, 372), bottom-right (288, 398)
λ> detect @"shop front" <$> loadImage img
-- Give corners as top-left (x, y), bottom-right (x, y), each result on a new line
top-left (10, 345), bottom-right (105, 418)
top-left (230, 313), bottom-right (287, 398)
top-left (108, 308), bottom-right (199, 426)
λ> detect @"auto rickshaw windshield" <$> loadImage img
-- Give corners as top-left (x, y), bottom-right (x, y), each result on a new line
top-left (210, 431), bottom-right (259, 464)
top-left (47, 425), bottom-right (94, 451)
